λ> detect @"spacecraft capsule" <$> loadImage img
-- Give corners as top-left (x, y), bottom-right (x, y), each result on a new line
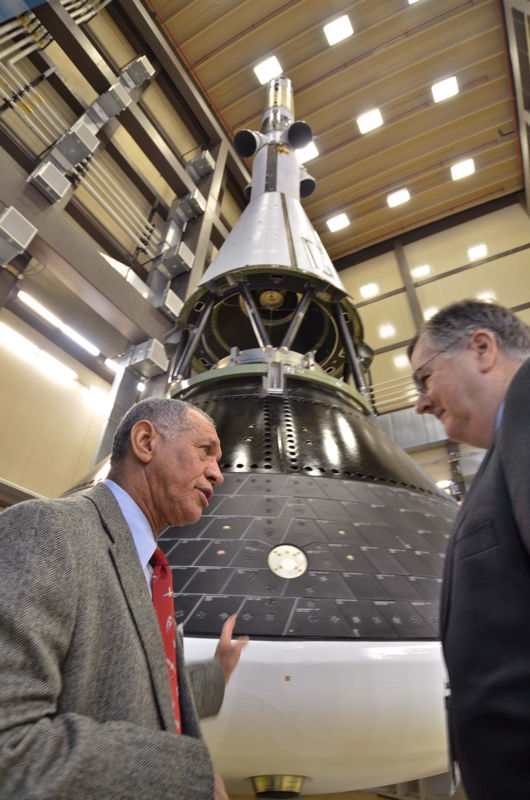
top-left (155, 77), bottom-right (457, 795)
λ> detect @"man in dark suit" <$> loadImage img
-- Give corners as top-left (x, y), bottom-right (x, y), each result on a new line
top-left (0, 398), bottom-right (247, 800)
top-left (409, 300), bottom-right (530, 800)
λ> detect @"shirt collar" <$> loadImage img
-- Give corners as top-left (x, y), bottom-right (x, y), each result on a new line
top-left (495, 400), bottom-right (505, 432)
top-left (103, 479), bottom-right (156, 573)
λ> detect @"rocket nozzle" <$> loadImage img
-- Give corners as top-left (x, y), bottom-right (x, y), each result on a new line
top-left (287, 121), bottom-right (312, 149)
top-left (234, 129), bottom-right (263, 158)
top-left (299, 166), bottom-right (317, 198)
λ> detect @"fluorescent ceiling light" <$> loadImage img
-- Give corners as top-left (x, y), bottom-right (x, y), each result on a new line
top-left (323, 14), bottom-right (353, 46)
top-left (431, 76), bottom-right (459, 103)
top-left (18, 291), bottom-right (62, 327)
top-left (451, 158), bottom-right (475, 181)
top-left (411, 264), bottom-right (431, 279)
top-left (393, 354), bottom-right (409, 368)
top-left (387, 188), bottom-right (410, 207)
top-left (326, 213), bottom-right (349, 232)
top-left (17, 290), bottom-right (100, 356)
top-left (424, 307), bottom-right (438, 320)
top-left (254, 56), bottom-right (282, 85)
top-left (0, 321), bottom-right (77, 384)
top-left (379, 323), bottom-right (396, 339)
top-left (468, 243), bottom-right (488, 261)
top-left (61, 324), bottom-right (100, 356)
top-left (408, 0), bottom-right (420, 4)
top-left (137, 381), bottom-right (146, 392)
top-left (357, 108), bottom-right (383, 134)
top-left (104, 358), bottom-right (121, 373)
top-left (477, 291), bottom-right (496, 303)
top-left (359, 282), bottom-right (379, 299)
top-left (295, 141), bottom-right (319, 163)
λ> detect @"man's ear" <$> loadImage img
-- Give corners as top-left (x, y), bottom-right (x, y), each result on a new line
top-left (469, 329), bottom-right (498, 372)
top-left (130, 419), bottom-right (157, 464)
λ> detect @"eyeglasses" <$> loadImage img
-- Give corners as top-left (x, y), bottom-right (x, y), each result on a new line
top-left (412, 344), bottom-right (456, 394)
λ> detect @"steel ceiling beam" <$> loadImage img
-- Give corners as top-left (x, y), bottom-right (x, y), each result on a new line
top-left (184, 140), bottom-right (229, 297)
top-left (501, 0), bottom-right (530, 214)
top-left (32, 1), bottom-right (235, 252)
top-left (28, 49), bottom-right (167, 210)
top-left (114, 0), bottom-right (250, 192)
top-left (33, 0), bottom-right (198, 197)
top-left (0, 152), bottom-right (171, 349)
top-left (393, 240), bottom-right (423, 329)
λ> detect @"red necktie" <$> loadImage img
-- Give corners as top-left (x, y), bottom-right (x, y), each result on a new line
top-left (150, 547), bottom-right (182, 733)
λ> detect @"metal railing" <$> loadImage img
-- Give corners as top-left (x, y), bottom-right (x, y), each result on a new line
top-left (368, 373), bottom-right (418, 414)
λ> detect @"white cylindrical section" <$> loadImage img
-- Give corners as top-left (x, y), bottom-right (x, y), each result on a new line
top-left (275, 143), bottom-right (301, 197)
top-left (186, 637), bottom-right (448, 796)
top-left (250, 142), bottom-right (270, 199)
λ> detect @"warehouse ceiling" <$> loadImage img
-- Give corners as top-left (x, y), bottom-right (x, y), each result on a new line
top-left (148, 0), bottom-right (523, 259)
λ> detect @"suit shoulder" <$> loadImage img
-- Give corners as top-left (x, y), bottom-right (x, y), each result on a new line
top-left (0, 494), bottom-right (98, 550)
top-left (0, 493), bottom-right (93, 521)
top-left (502, 358), bottom-right (530, 425)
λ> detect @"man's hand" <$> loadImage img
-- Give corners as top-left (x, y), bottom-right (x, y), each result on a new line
top-left (215, 772), bottom-right (230, 800)
top-left (215, 614), bottom-right (249, 684)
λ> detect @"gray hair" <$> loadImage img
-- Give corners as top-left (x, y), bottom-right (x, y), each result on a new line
top-left (110, 398), bottom-right (213, 465)
top-left (408, 300), bottom-right (530, 361)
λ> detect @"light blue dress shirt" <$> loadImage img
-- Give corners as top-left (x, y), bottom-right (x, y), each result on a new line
top-left (495, 400), bottom-right (505, 432)
top-left (104, 479), bottom-right (156, 594)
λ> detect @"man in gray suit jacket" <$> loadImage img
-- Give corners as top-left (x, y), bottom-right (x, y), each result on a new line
top-left (409, 300), bottom-right (530, 800)
top-left (0, 397), bottom-right (247, 800)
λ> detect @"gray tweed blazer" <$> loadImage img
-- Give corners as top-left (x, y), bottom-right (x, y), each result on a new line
top-left (0, 483), bottom-right (225, 800)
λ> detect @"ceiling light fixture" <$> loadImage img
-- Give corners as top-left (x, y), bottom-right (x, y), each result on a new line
top-left (423, 307), bottom-right (438, 320)
top-left (323, 15), bottom-right (353, 46)
top-left (379, 323), bottom-right (396, 339)
top-left (411, 264), bottom-right (431, 279)
top-left (468, 243), bottom-right (488, 261)
top-left (18, 290), bottom-right (100, 356)
top-left (104, 358), bottom-right (121, 373)
top-left (451, 158), bottom-right (475, 181)
top-left (431, 76), bottom-right (459, 103)
top-left (326, 213), bottom-right (349, 232)
top-left (295, 141), bottom-right (319, 163)
top-left (357, 108), bottom-right (383, 134)
top-left (61, 324), bottom-right (100, 356)
top-left (18, 291), bottom-right (62, 327)
top-left (253, 56), bottom-right (282, 85)
top-left (477, 291), bottom-right (496, 303)
top-left (359, 282), bottom-right (379, 299)
top-left (387, 188), bottom-right (410, 207)
top-left (393, 354), bottom-right (409, 368)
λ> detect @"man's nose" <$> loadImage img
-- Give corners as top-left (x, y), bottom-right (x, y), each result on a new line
top-left (207, 460), bottom-right (224, 486)
top-left (415, 392), bottom-right (433, 414)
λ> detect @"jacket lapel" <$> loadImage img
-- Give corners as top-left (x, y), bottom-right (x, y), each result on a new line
top-left (84, 484), bottom-right (176, 732)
